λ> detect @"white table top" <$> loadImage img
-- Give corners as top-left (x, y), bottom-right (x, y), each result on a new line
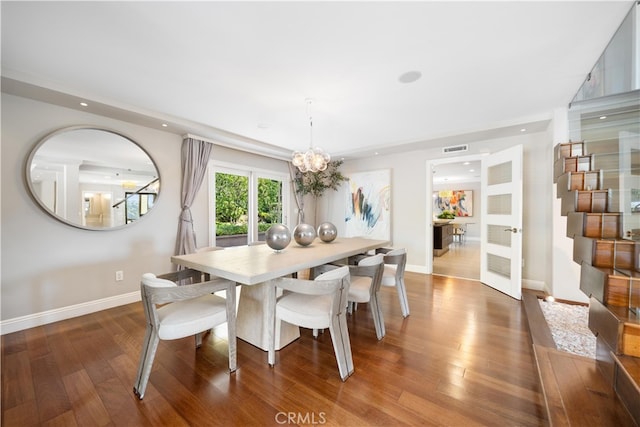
top-left (171, 237), bottom-right (389, 285)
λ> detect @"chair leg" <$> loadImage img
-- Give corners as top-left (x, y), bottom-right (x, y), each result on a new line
top-left (396, 278), bottom-right (410, 318)
top-left (226, 282), bottom-right (237, 373)
top-left (133, 331), bottom-right (160, 400)
top-left (369, 293), bottom-right (386, 340)
top-left (337, 312), bottom-right (354, 376)
top-left (133, 325), bottom-right (152, 394)
top-left (267, 281), bottom-right (277, 367)
top-left (329, 318), bottom-right (352, 381)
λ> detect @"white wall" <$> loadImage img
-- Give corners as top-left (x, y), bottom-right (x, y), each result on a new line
top-left (321, 130), bottom-right (553, 291)
top-left (1, 93), bottom-right (588, 334)
top-left (1, 94), bottom-right (293, 330)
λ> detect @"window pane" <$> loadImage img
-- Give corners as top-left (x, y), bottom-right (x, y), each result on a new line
top-left (257, 177), bottom-right (283, 241)
top-left (488, 161), bottom-right (512, 186)
top-left (487, 194), bottom-right (512, 215)
top-left (215, 172), bottom-right (249, 247)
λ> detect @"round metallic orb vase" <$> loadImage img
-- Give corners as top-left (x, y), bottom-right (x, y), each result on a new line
top-left (293, 223), bottom-right (316, 246)
top-left (317, 222), bottom-right (338, 243)
top-left (265, 224), bottom-right (291, 251)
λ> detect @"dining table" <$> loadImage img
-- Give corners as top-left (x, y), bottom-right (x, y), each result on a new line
top-left (171, 236), bottom-right (389, 351)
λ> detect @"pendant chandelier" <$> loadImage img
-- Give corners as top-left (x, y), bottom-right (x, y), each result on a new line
top-left (291, 99), bottom-right (330, 172)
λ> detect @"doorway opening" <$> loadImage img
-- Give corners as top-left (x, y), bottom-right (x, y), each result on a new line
top-left (427, 154), bottom-right (483, 280)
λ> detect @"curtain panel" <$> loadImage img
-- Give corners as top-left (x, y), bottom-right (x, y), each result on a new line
top-left (174, 137), bottom-right (213, 256)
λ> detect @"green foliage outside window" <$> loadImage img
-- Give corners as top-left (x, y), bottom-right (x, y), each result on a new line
top-left (215, 173), bottom-right (283, 236)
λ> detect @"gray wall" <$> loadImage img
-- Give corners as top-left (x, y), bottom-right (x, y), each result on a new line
top-left (1, 94), bottom-right (292, 323)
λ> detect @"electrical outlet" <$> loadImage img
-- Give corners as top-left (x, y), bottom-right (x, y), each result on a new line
top-left (115, 270), bottom-right (124, 281)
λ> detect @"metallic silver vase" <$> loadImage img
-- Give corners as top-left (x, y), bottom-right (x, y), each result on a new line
top-left (265, 224), bottom-right (291, 251)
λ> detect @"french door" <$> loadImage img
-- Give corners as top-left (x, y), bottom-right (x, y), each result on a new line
top-left (210, 164), bottom-right (289, 247)
top-left (480, 145), bottom-right (523, 300)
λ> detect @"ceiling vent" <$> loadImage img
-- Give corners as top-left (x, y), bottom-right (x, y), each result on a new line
top-left (442, 144), bottom-right (468, 154)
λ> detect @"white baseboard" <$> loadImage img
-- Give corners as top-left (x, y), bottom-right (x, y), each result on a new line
top-left (522, 279), bottom-right (545, 292)
top-left (406, 264), bottom-right (429, 274)
top-left (1, 291), bottom-right (141, 335)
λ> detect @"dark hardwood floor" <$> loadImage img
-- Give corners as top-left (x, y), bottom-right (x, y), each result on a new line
top-left (1, 272), bottom-right (625, 426)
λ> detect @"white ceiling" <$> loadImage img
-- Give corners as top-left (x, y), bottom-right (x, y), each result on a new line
top-left (433, 160), bottom-right (481, 184)
top-left (1, 1), bottom-right (633, 161)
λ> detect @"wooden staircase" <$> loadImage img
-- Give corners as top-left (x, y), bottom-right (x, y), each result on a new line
top-left (555, 141), bottom-right (640, 424)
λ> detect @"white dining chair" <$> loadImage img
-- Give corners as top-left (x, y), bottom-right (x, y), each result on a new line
top-left (267, 266), bottom-right (354, 381)
top-left (376, 248), bottom-right (410, 318)
top-left (347, 253), bottom-right (386, 340)
top-left (133, 268), bottom-right (237, 399)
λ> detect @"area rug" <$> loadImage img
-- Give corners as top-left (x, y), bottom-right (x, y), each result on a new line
top-left (538, 299), bottom-right (596, 359)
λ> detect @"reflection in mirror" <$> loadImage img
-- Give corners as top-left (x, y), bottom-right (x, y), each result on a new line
top-left (27, 127), bottom-right (160, 230)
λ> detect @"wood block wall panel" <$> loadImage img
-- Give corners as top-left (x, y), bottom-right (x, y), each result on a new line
top-left (575, 190), bottom-right (610, 213)
top-left (583, 213), bottom-right (621, 239)
top-left (572, 170), bottom-right (601, 191)
top-left (592, 240), bottom-right (636, 270)
top-left (622, 324), bottom-right (640, 357)
top-left (593, 241), bottom-right (615, 268)
top-left (555, 141), bottom-right (585, 160)
top-left (601, 214), bottom-right (622, 238)
top-left (554, 154), bottom-right (593, 181)
top-left (616, 242), bottom-right (636, 270)
top-left (557, 171), bottom-right (602, 195)
top-left (606, 275), bottom-right (632, 307)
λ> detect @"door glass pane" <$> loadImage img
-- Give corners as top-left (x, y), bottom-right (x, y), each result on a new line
top-left (257, 177), bottom-right (283, 242)
top-left (215, 172), bottom-right (249, 247)
top-left (488, 161), bottom-right (512, 186)
top-left (487, 253), bottom-right (511, 279)
top-left (487, 194), bottom-right (512, 215)
top-left (487, 224), bottom-right (512, 247)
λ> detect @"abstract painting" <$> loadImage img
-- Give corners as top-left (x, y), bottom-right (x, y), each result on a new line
top-left (433, 190), bottom-right (473, 217)
top-left (345, 169), bottom-right (391, 240)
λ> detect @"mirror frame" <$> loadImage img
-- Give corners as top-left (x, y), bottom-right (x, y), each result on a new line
top-left (25, 126), bottom-right (161, 231)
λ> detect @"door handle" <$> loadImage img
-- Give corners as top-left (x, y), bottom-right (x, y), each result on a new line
top-left (504, 227), bottom-right (519, 233)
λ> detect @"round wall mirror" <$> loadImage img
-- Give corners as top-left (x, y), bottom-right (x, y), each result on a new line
top-left (26, 126), bottom-right (160, 230)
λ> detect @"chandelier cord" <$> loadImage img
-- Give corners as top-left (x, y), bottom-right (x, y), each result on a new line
top-left (307, 99), bottom-right (313, 149)
top-left (291, 98), bottom-right (330, 173)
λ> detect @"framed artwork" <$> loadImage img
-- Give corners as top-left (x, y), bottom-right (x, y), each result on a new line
top-left (345, 169), bottom-right (391, 240)
top-left (433, 190), bottom-right (473, 217)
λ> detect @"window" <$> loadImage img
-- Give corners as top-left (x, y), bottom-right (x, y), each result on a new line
top-left (210, 164), bottom-right (289, 247)
top-left (125, 192), bottom-right (156, 224)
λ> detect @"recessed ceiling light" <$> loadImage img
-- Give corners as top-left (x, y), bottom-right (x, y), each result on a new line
top-left (398, 70), bottom-right (422, 84)
top-left (469, 169), bottom-right (474, 172)
top-left (463, 162), bottom-right (470, 165)
top-left (374, 152), bottom-right (379, 155)
top-left (80, 102), bottom-right (88, 107)
top-left (520, 128), bottom-right (526, 132)
top-left (599, 116), bottom-right (607, 120)
top-left (161, 123), bottom-right (168, 127)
